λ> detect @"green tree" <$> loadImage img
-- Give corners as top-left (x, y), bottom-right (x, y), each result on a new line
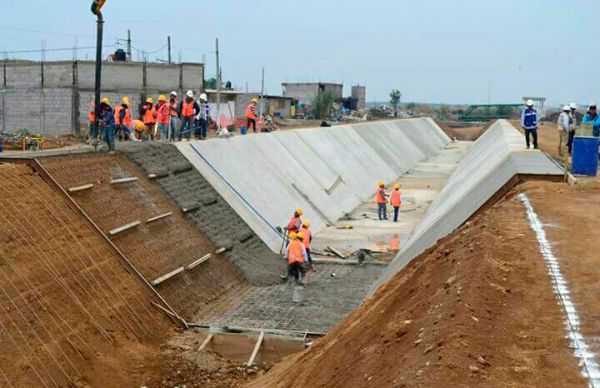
top-left (312, 90), bottom-right (335, 120)
top-left (389, 89), bottom-right (402, 117)
top-left (204, 77), bottom-right (217, 89)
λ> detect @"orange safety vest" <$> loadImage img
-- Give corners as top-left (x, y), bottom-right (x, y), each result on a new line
top-left (391, 190), bottom-right (401, 207)
top-left (87, 102), bottom-right (95, 123)
top-left (300, 227), bottom-right (311, 250)
top-left (169, 99), bottom-right (179, 117)
top-left (156, 102), bottom-right (169, 124)
top-left (287, 240), bottom-right (304, 264)
top-left (287, 216), bottom-right (301, 234)
top-left (142, 104), bottom-right (156, 124)
top-left (246, 103), bottom-right (257, 119)
top-left (123, 107), bottom-right (132, 127)
top-left (181, 99), bottom-right (196, 117)
top-left (376, 187), bottom-right (386, 204)
top-left (114, 105), bottom-right (123, 125)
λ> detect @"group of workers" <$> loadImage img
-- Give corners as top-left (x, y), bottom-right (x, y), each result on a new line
top-left (284, 208), bottom-right (315, 285)
top-left (376, 181), bottom-right (402, 222)
top-left (521, 99), bottom-right (600, 157)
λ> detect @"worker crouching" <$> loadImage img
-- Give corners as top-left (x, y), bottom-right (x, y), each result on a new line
top-left (287, 232), bottom-right (307, 286)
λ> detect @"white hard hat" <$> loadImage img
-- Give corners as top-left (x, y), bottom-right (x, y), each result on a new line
top-left (526, 99), bottom-right (534, 107)
top-left (200, 93), bottom-right (208, 101)
top-left (186, 90), bottom-right (194, 98)
top-left (563, 105), bottom-right (571, 111)
top-left (570, 102), bottom-right (577, 109)
top-left (170, 91), bottom-right (177, 96)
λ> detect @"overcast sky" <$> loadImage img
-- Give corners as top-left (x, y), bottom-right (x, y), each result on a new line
top-left (1, 0), bottom-right (598, 105)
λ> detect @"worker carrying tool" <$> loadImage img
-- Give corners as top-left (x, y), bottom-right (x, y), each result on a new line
top-left (521, 99), bottom-right (538, 149)
top-left (99, 97), bottom-right (116, 153)
top-left (246, 98), bottom-right (259, 133)
top-left (299, 220), bottom-right (315, 271)
top-left (390, 184), bottom-right (402, 222)
top-left (287, 232), bottom-right (307, 286)
top-left (87, 101), bottom-right (97, 144)
top-left (156, 95), bottom-right (170, 141)
top-left (141, 97), bottom-right (157, 140)
top-left (286, 208), bottom-right (303, 235)
top-left (376, 181), bottom-right (389, 220)
top-left (179, 90), bottom-right (200, 141)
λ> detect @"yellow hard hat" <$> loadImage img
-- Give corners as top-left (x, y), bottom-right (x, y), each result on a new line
top-left (295, 208), bottom-right (304, 216)
top-left (158, 94), bottom-right (167, 102)
top-left (302, 220), bottom-right (311, 228)
top-left (135, 121), bottom-right (144, 131)
top-left (289, 232), bottom-right (297, 240)
top-left (378, 180), bottom-right (385, 187)
top-left (101, 97), bottom-right (110, 104)
top-left (394, 184), bottom-right (400, 190)
top-left (121, 96), bottom-right (130, 105)
top-left (146, 97), bottom-right (154, 104)
top-left (296, 232), bottom-right (304, 240)
top-left (252, 98), bottom-right (258, 104)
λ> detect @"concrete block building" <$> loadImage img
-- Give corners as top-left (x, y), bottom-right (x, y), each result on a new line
top-left (351, 85), bottom-right (366, 110)
top-left (282, 82), bottom-right (343, 107)
top-left (0, 60), bottom-right (204, 136)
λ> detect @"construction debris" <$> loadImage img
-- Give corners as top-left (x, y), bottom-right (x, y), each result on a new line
top-left (67, 183), bottom-right (94, 193)
top-left (108, 220), bottom-right (141, 236)
top-left (146, 212), bottom-right (173, 223)
top-left (110, 177), bottom-right (139, 184)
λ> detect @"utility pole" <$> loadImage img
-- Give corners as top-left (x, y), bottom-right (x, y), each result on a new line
top-left (91, 0), bottom-right (107, 147)
top-left (260, 67), bottom-right (265, 116)
top-left (167, 36), bottom-right (172, 64)
top-left (215, 37), bottom-right (221, 129)
top-left (127, 29), bottom-right (132, 62)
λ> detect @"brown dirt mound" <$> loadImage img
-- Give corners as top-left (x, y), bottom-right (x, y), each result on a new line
top-left (249, 192), bottom-right (585, 387)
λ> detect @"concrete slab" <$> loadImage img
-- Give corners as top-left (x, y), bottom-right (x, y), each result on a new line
top-left (177, 119), bottom-right (451, 252)
top-left (373, 120), bottom-right (564, 292)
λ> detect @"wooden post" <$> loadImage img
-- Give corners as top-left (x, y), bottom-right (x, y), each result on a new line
top-left (247, 331), bottom-right (265, 366)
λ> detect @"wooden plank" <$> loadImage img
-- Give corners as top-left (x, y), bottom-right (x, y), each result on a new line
top-left (325, 246), bottom-right (346, 259)
top-left (247, 330), bottom-right (265, 366)
top-left (146, 212), bottom-right (173, 224)
top-left (151, 266), bottom-right (185, 286)
top-left (215, 247), bottom-right (228, 254)
top-left (186, 253), bottom-right (212, 270)
top-left (110, 177), bottom-right (138, 185)
top-left (182, 205), bottom-right (200, 213)
top-left (108, 220), bottom-right (141, 236)
top-left (67, 183), bottom-right (94, 193)
top-left (312, 258), bottom-right (387, 266)
top-left (198, 333), bottom-right (214, 351)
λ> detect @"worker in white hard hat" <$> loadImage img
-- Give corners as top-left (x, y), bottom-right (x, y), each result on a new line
top-left (568, 103), bottom-right (578, 155)
top-left (168, 91), bottom-right (179, 141)
top-left (582, 103), bottom-right (600, 137)
top-left (196, 93), bottom-right (211, 140)
top-left (521, 99), bottom-right (538, 149)
top-left (179, 90), bottom-right (200, 141)
top-left (557, 105), bottom-right (573, 157)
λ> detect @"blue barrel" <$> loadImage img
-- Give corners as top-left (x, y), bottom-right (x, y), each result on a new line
top-left (240, 126), bottom-right (248, 135)
top-left (572, 136), bottom-right (599, 176)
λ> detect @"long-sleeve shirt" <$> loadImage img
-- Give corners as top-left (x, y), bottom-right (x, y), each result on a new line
top-left (100, 106), bottom-right (115, 127)
top-left (558, 112), bottom-right (571, 132)
top-left (197, 102), bottom-right (211, 120)
top-left (583, 113), bottom-right (600, 133)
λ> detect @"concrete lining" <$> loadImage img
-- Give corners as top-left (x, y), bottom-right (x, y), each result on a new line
top-left (373, 120), bottom-right (564, 292)
top-left (177, 119), bottom-right (451, 252)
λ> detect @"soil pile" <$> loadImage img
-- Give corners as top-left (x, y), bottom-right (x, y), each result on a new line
top-left (250, 193), bottom-right (585, 387)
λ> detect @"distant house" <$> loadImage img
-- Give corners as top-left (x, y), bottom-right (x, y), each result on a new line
top-left (204, 90), bottom-right (293, 123)
top-left (282, 82), bottom-right (343, 112)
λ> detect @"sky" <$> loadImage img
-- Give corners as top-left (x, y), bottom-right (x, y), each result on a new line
top-left (0, 0), bottom-right (598, 106)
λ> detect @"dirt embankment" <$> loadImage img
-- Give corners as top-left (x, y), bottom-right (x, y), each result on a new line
top-left (249, 192), bottom-right (585, 387)
top-left (437, 121), bottom-right (486, 141)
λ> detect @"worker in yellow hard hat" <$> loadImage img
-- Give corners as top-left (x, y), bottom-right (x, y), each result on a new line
top-left (115, 96), bottom-right (133, 141)
top-left (99, 97), bottom-right (116, 153)
top-left (299, 220), bottom-right (315, 271)
top-left (376, 181), bottom-right (388, 220)
top-left (286, 231), bottom-right (307, 285)
top-left (156, 95), bottom-right (169, 141)
top-left (245, 97), bottom-right (259, 133)
top-left (142, 96), bottom-right (157, 140)
top-left (390, 184), bottom-right (402, 222)
top-left (286, 208), bottom-right (303, 235)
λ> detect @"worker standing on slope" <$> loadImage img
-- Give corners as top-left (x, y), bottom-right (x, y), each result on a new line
top-left (100, 97), bottom-right (116, 154)
top-left (246, 98), bottom-right (259, 133)
top-left (156, 95), bottom-right (170, 141)
top-left (299, 220), bottom-right (315, 271)
top-left (87, 101), bottom-right (97, 145)
top-left (180, 90), bottom-right (199, 141)
top-left (114, 97), bottom-right (132, 141)
top-left (197, 93), bottom-right (210, 140)
top-left (583, 104), bottom-right (600, 137)
top-left (376, 181), bottom-right (389, 220)
top-left (521, 100), bottom-right (538, 149)
top-left (568, 103), bottom-right (578, 155)
top-left (390, 184), bottom-right (402, 222)
top-left (141, 97), bottom-right (157, 140)
top-left (286, 208), bottom-right (303, 235)
top-left (557, 105), bottom-right (572, 157)
top-left (168, 91), bottom-right (179, 141)
top-left (286, 232), bottom-right (307, 286)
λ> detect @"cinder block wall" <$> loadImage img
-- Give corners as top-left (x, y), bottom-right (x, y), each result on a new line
top-left (0, 60), bottom-right (203, 137)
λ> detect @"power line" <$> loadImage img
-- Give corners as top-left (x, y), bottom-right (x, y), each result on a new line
top-left (2, 45), bottom-right (114, 55)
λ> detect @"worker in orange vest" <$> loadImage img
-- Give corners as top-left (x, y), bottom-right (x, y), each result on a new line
top-left (179, 90), bottom-right (200, 141)
top-left (286, 208), bottom-right (303, 235)
top-left (246, 97), bottom-right (258, 133)
top-left (286, 232), bottom-right (307, 285)
top-left (87, 101), bottom-right (97, 144)
top-left (114, 96), bottom-right (133, 141)
top-left (299, 220), bottom-right (315, 271)
top-left (390, 184), bottom-right (402, 222)
top-left (376, 180), bottom-right (389, 220)
top-left (156, 95), bottom-right (170, 141)
top-left (141, 97), bottom-right (157, 140)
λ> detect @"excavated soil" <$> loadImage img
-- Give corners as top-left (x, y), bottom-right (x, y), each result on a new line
top-left (119, 142), bottom-right (286, 286)
top-left (0, 163), bottom-right (171, 387)
top-left (250, 191), bottom-right (586, 387)
top-left (41, 154), bottom-right (246, 322)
